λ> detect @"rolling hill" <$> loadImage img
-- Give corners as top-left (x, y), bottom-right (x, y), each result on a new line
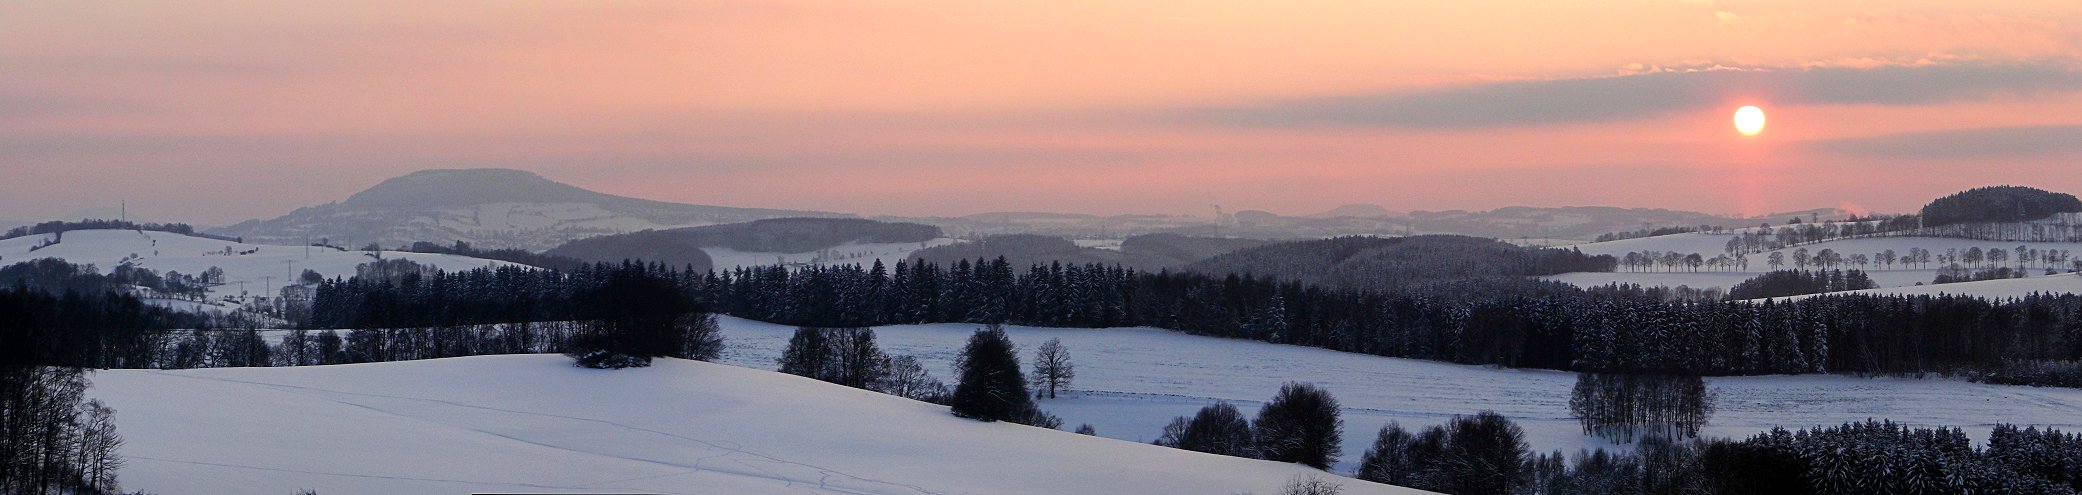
top-left (1550, 229), bottom-right (2082, 296)
top-left (0, 229), bottom-right (517, 312)
top-left (211, 169), bottom-right (844, 252)
top-left (92, 355), bottom-right (1422, 495)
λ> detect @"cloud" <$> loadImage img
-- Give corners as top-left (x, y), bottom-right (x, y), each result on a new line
top-left (1173, 62), bottom-right (2082, 129)
top-left (0, 91), bottom-right (155, 119)
top-left (1805, 124), bottom-right (2082, 158)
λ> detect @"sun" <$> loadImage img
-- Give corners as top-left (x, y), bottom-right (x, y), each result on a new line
top-left (1734, 105), bottom-right (1766, 136)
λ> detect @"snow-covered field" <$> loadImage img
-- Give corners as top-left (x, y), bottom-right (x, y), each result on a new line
top-left (1549, 231), bottom-right (2082, 295)
top-left (87, 316), bottom-right (2082, 493)
top-left (714, 317), bottom-right (2082, 473)
top-left (0, 229), bottom-right (520, 308)
top-left (93, 355), bottom-right (1419, 495)
top-left (1777, 272), bottom-right (2082, 301)
top-left (705, 238), bottom-right (960, 271)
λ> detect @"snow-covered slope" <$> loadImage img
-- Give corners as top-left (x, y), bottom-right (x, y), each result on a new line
top-left (93, 355), bottom-right (1421, 495)
top-left (1778, 272), bottom-right (2082, 301)
top-left (1551, 231), bottom-right (2082, 295)
top-left (713, 317), bottom-right (2082, 474)
top-left (0, 229), bottom-right (518, 309)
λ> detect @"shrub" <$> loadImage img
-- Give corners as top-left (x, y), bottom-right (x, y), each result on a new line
top-left (1254, 382), bottom-right (1341, 469)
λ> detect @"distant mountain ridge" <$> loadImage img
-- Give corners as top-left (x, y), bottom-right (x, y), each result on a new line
top-left (1307, 204), bottom-right (1400, 218)
top-left (1204, 205), bottom-right (1850, 241)
top-left (901, 205), bottom-right (1817, 241)
top-left (211, 168), bottom-right (844, 252)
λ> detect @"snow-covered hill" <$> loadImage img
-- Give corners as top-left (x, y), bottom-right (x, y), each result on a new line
top-left (1550, 231), bottom-right (2082, 295)
top-left (210, 169), bottom-right (845, 252)
top-left (544, 217), bottom-right (957, 272)
top-left (0, 229), bottom-right (518, 310)
top-left (713, 317), bottom-right (2082, 474)
top-left (92, 355), bottom-right (1421, 495)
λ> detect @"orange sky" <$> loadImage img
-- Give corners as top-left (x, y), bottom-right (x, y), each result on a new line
top-left (5, 1), bottom-right (2081, 224)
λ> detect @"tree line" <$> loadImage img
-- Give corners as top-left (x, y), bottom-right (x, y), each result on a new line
top-left (21, 253), bottom-right (2079, 386)
top-left (1523, 420), bottom-right (2082, 495)
top-left (305, 258), bottom-right (2082, 383)
top-left (1357, 411), bottom-right (2082, 495)
top-left (2, 218), bottom-right (237, 243)
top-left (1592, 226), bottom-right (1705, 243)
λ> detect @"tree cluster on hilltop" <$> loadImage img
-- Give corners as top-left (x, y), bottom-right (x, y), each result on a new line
top-left (1593, 225), bottom-right (1706, 243)
top-left (2, 218), bottom-right (237, 242)
top-left (1922, 185), bottom-right (2082, 227)
top-left (1725, 270), bottom-right (1875, 300)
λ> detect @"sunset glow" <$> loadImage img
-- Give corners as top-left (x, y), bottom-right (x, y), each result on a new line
top-left (3, 1), bottom-right (2081, 222)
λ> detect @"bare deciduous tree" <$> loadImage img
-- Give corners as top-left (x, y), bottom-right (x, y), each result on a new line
top-left (1029, 338), bottom-right (1074, 399)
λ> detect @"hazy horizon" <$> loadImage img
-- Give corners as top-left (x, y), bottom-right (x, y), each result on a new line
top-left (8, 166), bottom-right (1895, 230)
top-left (7, 1), bottom-right (2081, 225)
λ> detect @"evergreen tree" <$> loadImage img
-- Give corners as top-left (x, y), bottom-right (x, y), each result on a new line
top-left (949, 325), bottom-right (1041, 424)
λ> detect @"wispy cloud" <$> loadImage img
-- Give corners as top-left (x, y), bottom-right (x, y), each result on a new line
top-left (0, 91), bottom-right (156, 119)
top-left (1806, 124), bottom-right (2082, 157)
top-left (1171, 62), bottom-right (2082, 129)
